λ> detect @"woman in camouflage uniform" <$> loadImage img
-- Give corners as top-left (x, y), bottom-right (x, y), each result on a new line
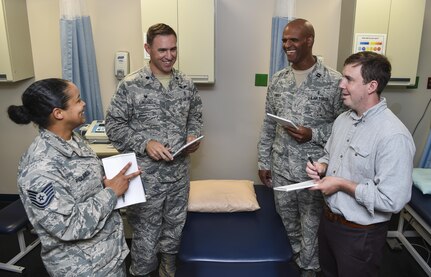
top-left (7, 78), bottom-right (140, 277)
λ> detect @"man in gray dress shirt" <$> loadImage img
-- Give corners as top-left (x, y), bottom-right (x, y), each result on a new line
top-left (306, 51), bottom-right (415, 277)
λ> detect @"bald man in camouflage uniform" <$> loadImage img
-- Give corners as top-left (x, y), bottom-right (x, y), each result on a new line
top-left (18, 129), bottom-right (129, 277)
top-left (258, 19), bottom-right (345, 276)
top-left (105, 23), bottom-right (203, 277)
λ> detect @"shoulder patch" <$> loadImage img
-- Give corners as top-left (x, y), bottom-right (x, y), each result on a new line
top-left (28, 183), bottom-right (55, 209)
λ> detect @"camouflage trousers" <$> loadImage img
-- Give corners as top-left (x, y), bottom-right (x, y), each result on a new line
top-left (272, 172), bottom-right (323, 271)
top-left (126, 174), bottom-right (190, 276)
top-left (45, 258), bottom-right (127, 277)
top-left (114, 263), bottom-right (127, 277)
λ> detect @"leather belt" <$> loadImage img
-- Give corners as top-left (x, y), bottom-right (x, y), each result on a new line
top-left (323, 204), bottom-right (383, 229)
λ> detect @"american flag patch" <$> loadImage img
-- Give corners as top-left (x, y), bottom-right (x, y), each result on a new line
top-left (28, 183), bottom-right (55, 209)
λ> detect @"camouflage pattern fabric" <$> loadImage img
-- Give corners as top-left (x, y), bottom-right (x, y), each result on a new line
top-left (258, 58), bottom-right (344, 181)
top-left (258, 58), bottom-right (345, 271)
top-left (17, 129), bottom-right (128, 277)
top-left (105, 65), bottom-right (203, 183)
top-left (127, 174), bottom-right (189, 276)
top-left (273, 173), bottom-right (323, 271)
top-left (105, 65), bottom-right (203, 275)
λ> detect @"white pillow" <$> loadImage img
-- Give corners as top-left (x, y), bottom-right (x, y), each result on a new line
top-left (413, 168), bottom-right (431, 194)
top-left (188, 180), bottom-right (260, 212)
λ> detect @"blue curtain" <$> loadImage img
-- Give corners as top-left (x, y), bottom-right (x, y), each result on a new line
top-left (60, 13), bottom-right (103, 123)
top-left (269, 16), bottom-right (292, 79)
top-left (419, 130), bottom-right (431, 168)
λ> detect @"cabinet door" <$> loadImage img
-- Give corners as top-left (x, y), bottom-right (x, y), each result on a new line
top-left (0, 0), bottom-right (34, 82)
top-left (140, 0), bottom-right (179, 70)
top-left (386, 0), bottom-right (426, 85)
top-left (140, 0), bottom-right (215, 83)
top-left (0, 1), bottom-right (13, 80)
top-left (354, 0), bottom-right (391, 35)
top-left (339, 0), bottom-right (425, 86)
top-left (178, 0), bottom-right (214, 83)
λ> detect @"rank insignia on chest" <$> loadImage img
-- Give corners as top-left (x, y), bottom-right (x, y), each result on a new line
top-left (28, 183), bottom-right (55, 209)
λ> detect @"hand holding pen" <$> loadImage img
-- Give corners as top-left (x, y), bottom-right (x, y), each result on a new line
top-left (103, 162), bottom-right (142, 198)
top-left (306, 155), bottom-right (325, 181)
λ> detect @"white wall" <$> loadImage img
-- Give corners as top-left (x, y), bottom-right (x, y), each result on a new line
top-left (190, 0), bottom-right (343, 182)
top-left (0, 0), bottom-right (429, 194)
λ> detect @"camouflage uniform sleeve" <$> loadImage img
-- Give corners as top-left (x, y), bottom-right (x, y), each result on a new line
top-left (257, 87), bottom-right (277, 170)
top-left (22, 171), bottom-right (117, 241)
top-left (186, 84), bottom-right (203, 137)
top-left (310, 80), bottom-right (345, 148)
top-left (105, 81), bottom-right (149, 154)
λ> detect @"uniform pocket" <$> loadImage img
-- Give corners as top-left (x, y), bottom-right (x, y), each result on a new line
top-left (132, 94), bottom-right (161, 127)
top-left (349, 144), bottom-right (371, 177)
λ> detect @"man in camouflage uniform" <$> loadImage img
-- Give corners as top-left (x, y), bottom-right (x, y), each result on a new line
top-left (18, 129), bottom-right (130, 277)
top-left (257, 19), bottom-right (345, 276)
top-left (105, 23), bottom-right (203, 277)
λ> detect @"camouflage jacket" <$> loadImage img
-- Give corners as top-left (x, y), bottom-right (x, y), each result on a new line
top-left (17, 129), bottom-right (128, 277)
top-left (258, 58), bottom-right (345, 182)
top-left (105, 65), bottom-right (203, 183)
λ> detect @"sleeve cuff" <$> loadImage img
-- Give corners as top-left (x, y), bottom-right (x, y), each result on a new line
top-left (355, 183), bottom-right (375, 215)
top-left (104, 187), bottom-right (118, 211)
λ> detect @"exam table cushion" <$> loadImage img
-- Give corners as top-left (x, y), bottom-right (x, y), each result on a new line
top-left (177, 185), bottom-right (293, 277)
top-left (0, 199), bottom-right (28, 234)
top-left (409, 185), bottom-right (431, 226)
top-left (412, 168), bottom-right (431, 194)
top-left (188, 179), bottom-right (260, 212)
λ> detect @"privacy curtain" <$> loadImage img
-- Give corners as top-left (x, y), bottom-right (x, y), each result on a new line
top-left (269, 0), bottom-right (296, 79)
top-left (269, 16), bottom-right (290, 79)
top-left (60, 0), bottom-right (103, 123)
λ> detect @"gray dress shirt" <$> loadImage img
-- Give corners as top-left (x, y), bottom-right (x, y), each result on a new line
top-left (320, 98), bottom-right (416, 225)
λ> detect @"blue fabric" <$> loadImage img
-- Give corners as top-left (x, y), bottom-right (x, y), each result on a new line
top-left (177, 186), bottom-right (293, 277)
top-left (409, 186), bottom-right (431, 226)
top-left (269, 16), bottom-right (292, 79)
top-left (60, 16), bottom-right (103, 123)
top-left (0, 200), bottom-right (28, 234)
top-left (419, 130), bottom-right (431, 168)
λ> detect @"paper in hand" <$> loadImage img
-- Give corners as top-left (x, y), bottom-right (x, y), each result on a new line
top-left (267, 113), bottom-right (299, 129)
top-left (102, 152), bottom-right (146, 209)
top-left (172, 135), bottom-right (204, 158)
top-left (273, 180), bottom-right (316, 192)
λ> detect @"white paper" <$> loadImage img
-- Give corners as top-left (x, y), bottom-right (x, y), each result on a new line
top-left (267, 113), bottom-right (299, 129)
top-left (273, 180), bottom-right (316, 192)
top-left (102, 153), bottom-right (146, 209)
top-left (172, 135), bottom-right (205, 158)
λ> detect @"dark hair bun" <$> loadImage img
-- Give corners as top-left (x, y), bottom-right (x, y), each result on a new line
top-left (7, 105), bottom-right (31, 125)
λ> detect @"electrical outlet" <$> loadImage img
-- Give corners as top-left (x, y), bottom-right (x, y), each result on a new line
top-left (427, 77), bottom-right (431, 89)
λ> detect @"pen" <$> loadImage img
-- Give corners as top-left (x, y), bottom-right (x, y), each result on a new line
top-left (308, 155), bottom-right (322, 179)
top-left (122, 194), bottom-right (125, 203)
top-left (307, 155), bottom-right (315, 165)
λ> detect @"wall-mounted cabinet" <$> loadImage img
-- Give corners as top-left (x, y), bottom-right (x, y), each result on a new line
top-left (141, 0), bottom-right (215, 84)
top-left (0, 0), bottom-right (34, 82)
top-left (337, 0), bottom-right (425, 86)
